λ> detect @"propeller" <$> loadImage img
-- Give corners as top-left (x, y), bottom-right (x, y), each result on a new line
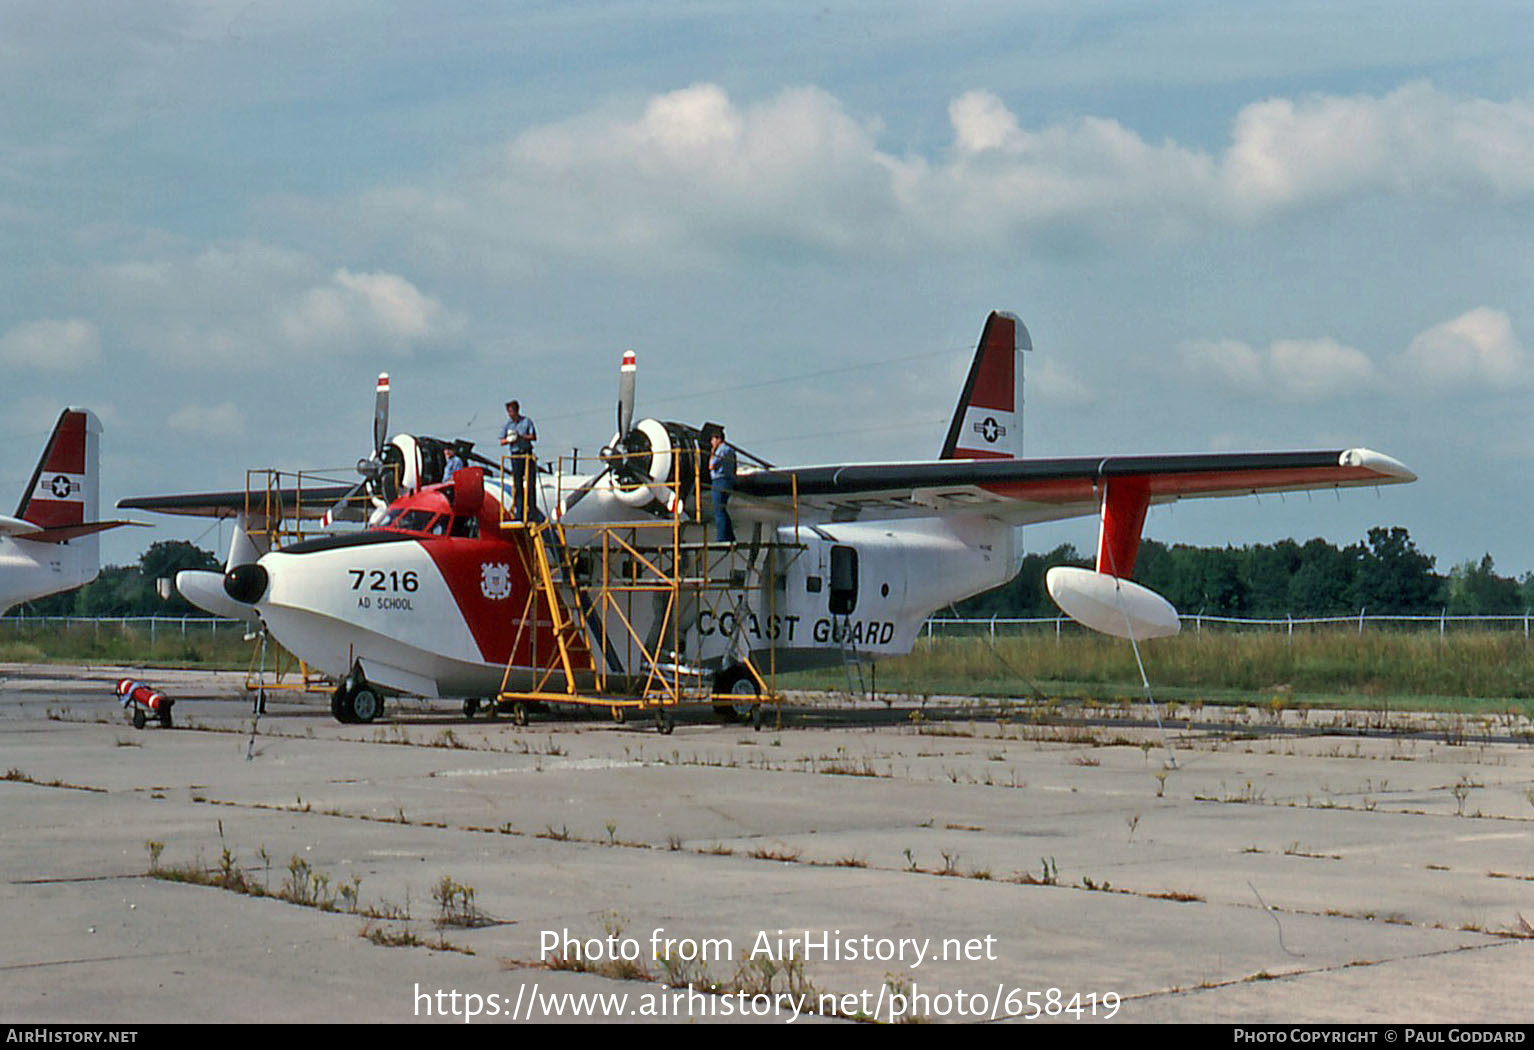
top-left (322, 373), bottom-right (398, 525)
top-left (560, 351), bottom-right (644, 517)
top-left (617, 349), bottom-right (636, 437)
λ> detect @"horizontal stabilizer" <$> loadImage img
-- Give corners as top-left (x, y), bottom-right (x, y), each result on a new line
top-left (13, 520), bottom-right (144, 544)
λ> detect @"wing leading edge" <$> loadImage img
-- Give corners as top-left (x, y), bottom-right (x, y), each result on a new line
top-left (732, 447), bottom-right (1415, 526)
top-left (118, 486), bottom-right (356, 525)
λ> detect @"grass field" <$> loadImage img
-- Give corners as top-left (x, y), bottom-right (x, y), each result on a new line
top-left (0, 619), bottom-right (258, 670)
top-left (780, 628), bottom-right (1534, 715)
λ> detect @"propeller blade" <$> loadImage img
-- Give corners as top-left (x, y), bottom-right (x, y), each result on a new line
top-left (559, 465), bottom-right (611, 516)
top-left (372, 373), bottom-right (391, 456)
top-left (320, 478), bottom-right (370, 527)
top-left (617, 350), bottom-right (636, 437)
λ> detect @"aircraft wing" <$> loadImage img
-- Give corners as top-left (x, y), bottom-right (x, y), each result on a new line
top-left (118, 486), bottom-right (356, 524)
top-left (731, 448), bottom-right (1415, 525)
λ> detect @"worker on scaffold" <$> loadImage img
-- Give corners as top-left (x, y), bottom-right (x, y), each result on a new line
top-left (706, 422), bottom-right (736, 543)
top-left (499, 399), bottom-right (540, 523)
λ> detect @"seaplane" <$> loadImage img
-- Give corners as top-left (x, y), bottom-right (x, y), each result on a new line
top-left (121, 312), bottom-right (1415, 726)
top-left (1, 409), bottom-right (137, 616)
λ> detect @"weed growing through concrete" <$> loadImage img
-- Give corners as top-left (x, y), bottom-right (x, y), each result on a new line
top-left (433, 875), bottom-right (490, 928)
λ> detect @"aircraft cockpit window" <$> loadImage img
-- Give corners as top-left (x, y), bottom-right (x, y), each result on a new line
top-left (450, 515), bottom-right (479, 538)
top-left (389, 509), bottom-right (438, 533)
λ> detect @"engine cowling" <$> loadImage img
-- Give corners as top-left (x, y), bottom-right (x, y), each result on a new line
top-left (605, 419), bottom-right (705, 508)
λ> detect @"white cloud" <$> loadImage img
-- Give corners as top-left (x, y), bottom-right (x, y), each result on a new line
top-left (166, 401), bottom-right (245, 438)
top-left (1028, 358), bottom-right (1095, 405)
top-left (1219, 83), bottom-right (1534, 218)
top-left (353, 81), bottom-right (1534, 271)
top-left (279, 269), bottom-right (445, 351)
top-left (1179, 336), bottom-right (1376, 401)
top-left (1181, 308), bottom-right (1526, 402)
top-left (92, 242), bottom-right (459, 367)
top-left (1401, 307), bottom-right (1525, 388)
top-left (0, 318), bottom-right (101, 371)
top-left (1179, 339), bottom-right (1267, 393)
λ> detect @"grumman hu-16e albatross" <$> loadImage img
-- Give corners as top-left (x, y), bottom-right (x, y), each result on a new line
top-left (1, 409), bottom-right (137, 615)
top-left (121, 313), bottom-right (1415, 724)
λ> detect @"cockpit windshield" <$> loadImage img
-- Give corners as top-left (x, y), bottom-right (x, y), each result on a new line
top-left (376, 499), bottom-right (458, 537)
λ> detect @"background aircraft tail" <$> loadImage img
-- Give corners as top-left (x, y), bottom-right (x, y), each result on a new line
top-left (938, 311), bottom-right (1030, 460)
top-left (12, 408), bottom-right (105, 591)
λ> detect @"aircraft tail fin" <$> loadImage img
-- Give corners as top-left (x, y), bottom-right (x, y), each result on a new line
top-left (17, 409), bottom-right (100, 528)
top-left (939, 311), bottom-right (1029, 460)
top-left (12, 409), bottom-right (104, 588)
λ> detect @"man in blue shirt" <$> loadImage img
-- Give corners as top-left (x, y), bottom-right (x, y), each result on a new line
top-left (499, 400), bottom-right (539, 522)
top-left (707, 424), bottom-right (736, 542)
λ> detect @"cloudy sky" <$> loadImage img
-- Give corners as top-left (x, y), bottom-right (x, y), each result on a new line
top-left (3, 1), bottom-right (1532, 581)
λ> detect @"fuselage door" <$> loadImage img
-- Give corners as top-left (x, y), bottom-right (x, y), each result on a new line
top-left (829, 544), bottom-right (858, 616)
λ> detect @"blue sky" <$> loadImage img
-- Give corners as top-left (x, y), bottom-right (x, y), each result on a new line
top-left (3, 1), bottom-right (1532, 582)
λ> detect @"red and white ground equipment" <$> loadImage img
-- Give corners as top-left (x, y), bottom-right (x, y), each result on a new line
top-left (116, 678), bottom-right (173, 729)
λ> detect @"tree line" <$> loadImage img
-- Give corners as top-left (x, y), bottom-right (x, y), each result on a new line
top-left (955, 526), bottom-right (1533, 619)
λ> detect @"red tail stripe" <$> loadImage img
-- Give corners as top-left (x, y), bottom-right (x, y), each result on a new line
top-left (44, 412), bottom-right (87, 475)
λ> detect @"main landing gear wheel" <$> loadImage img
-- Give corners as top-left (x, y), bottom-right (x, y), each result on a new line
top-left (712, 666), bottom-right (761, 729)
top-left (159, 705), bottom-right (174, 729)
top-left (655, 709), bottom-right (674, 735)
top-left (132, 708), bottom-right (147, 730)
top-left (350, 687), bottom-right (383, 724)
top-left (332, 669), bottom-right (384, 724)
top-left (463, 698), bottom-right (480, 720)
top-left (510, 701), bottom-right (528, 727)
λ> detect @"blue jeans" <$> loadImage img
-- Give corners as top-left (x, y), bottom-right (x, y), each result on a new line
top-left (713, 486), bottom-right (734, 542)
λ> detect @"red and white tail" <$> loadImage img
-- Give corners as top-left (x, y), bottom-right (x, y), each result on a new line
top-left (16, 408), bottom-right (99, 529)
top-left (939, 311), bottom-right (1030, 461)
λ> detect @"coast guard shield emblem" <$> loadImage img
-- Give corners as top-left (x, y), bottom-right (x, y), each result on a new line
top-left (480, 562), bottom-right (512, 601)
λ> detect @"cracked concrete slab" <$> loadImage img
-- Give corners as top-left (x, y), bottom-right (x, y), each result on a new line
top-left (1, 665), bottom-right (1530, 1024)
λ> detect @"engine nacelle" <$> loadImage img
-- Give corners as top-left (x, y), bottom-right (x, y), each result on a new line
top-left (604, 419), bottom-right (706, 508)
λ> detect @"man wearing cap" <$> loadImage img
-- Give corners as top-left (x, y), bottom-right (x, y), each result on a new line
top-left (499, 400), bottom-right (538, 522)
top-left (707, 424), bottom-right (737, 543)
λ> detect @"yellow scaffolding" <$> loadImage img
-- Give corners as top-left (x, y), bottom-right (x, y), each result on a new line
top-left (493, 450), bottom-right (802, 731)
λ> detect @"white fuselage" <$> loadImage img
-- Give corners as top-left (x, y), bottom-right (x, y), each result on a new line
top-left (0, 535), bottom-right (97, 616)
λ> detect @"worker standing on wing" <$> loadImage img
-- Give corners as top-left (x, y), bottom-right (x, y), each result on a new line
top-left (707, 423), bottom-right (736, 543)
